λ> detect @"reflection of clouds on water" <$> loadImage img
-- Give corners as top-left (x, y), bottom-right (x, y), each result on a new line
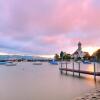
top-left (0, 62), bottom-right (100, 100)
top-left (86, 64), bottom-right (94, 80)
top-left (81, 63), bottom-right (97, 86)
top-left (87, 64), bottom-right (94, 72)
top-left (85, 63), bottom-right (100, 87)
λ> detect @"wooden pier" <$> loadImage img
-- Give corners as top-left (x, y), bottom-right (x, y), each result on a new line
top-left (59, 68), bottom-right (100, 76)
top-left (59, 61), bottom-right (99, 81)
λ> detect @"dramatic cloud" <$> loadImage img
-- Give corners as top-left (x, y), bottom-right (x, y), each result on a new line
top-left (0, 0), bottom-right (100, 55)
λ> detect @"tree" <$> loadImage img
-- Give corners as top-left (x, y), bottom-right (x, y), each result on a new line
top-left (83, 52), bottom-right (91, 60)
top-left (92, 49), bottom-right (100, 62)
top-left (63, 53), bottom-right (71, 61)
top-left (60, 51), bottom-right (64, 60)
top-left (54, 54), bottom-right (60, 60)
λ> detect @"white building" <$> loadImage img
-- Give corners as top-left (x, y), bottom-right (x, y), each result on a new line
top-left (72, 42), bottom-right (86, 59)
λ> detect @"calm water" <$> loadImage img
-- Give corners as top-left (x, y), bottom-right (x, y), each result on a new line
top-left (0, 62), bottom-right (100, 100)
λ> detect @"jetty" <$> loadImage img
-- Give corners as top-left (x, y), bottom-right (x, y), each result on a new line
top-left (59, 61), bottom-right (99, 81)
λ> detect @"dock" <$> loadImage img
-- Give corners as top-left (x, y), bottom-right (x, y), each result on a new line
top-left (59, 61), bottom-right (98, 81)
top-left (59, 68), bottom-right (100, 76)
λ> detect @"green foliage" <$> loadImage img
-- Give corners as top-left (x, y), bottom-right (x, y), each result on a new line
top-left (54, 54), bottom-right (60, 60)
top-left (59, 51), bottom-right (71, 61)
top-left (83, 52), bottom-right (91, 60)
top-left (60, 51), bottom-right (64, 59)
top-left (92, 49), bottom-right (100, 62)
top-left (63, 53), bottom-right (71, 61)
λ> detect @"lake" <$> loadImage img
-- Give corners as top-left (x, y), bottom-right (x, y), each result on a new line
top-left (0, 62), bottom-right (100, 100)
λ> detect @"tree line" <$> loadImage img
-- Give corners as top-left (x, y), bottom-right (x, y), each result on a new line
top-left (92, 49), bottom-right (100, 62)
top-left (54, 49), bottom-right (100, 62)
top-left (54, 51), bottom-right (71, 61)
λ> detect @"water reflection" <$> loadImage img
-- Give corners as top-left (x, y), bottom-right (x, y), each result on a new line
top-left (86, 64), bottom-right (94, 80)
top-left (0, 62), bottom-right (100, 100)
top-left (60, 62), bottom-right (100, 87)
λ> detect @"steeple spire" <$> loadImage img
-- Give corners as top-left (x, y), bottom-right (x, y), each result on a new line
top-left (78, 41), bottom-right (82, 51)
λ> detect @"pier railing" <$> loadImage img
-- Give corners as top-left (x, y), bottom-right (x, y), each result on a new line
top-left (59, 60), bottom-right (98, 81)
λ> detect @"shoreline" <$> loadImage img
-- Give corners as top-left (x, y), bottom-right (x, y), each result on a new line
top-left (73, 86), bottom-right (100, 100)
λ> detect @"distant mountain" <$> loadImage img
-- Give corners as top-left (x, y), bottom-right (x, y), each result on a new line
top-left (0, 55), bottom-right (52, 61)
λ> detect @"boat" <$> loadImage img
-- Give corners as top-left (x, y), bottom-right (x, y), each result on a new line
top-left (33, 62), bottom-right (42, 65)
top-left (49, 60), bottom-right (58, 65)
top-left (5, 61), bottom-right (17, 66)
top-left (0, 61), bottom-right (7, 65)
top-left (83, 60), bottom-right (91, 64)
top-left (76, 60), bottom-right (82, 63)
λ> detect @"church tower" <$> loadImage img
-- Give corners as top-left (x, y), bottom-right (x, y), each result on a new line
top-left (72, 42), bottom-right (85, 59)
top-left (78, 42), bottom-right (82, 51)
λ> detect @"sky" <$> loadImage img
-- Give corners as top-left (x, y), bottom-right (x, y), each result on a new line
top-left (0, 0), bottom-right (100, 56)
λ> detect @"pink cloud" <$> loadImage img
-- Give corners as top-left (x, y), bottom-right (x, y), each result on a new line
top-left (0, 0), bottom-right (100, 54)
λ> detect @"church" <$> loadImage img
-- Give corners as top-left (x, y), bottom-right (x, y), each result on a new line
top-left (72, 42), bottom-right (87, 59)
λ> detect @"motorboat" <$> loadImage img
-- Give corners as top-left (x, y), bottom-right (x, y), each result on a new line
top-left (5, 61), bottom-right (17, 66)
top-left (83, 60), bottom-right (91, 64)
top-left (49, 60), bottom-right (58, 65)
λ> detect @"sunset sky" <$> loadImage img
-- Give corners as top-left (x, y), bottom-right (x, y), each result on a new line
top-left (0, 0), bottom-right (100, 56)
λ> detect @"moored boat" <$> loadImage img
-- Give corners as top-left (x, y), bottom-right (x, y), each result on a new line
top-left (49, 60), bottom-right (58, 65)
top-left (83, 60), bottom-right (91, 64)
top-left (33, 62), bottom-right (42, 65)
top-left (5, 61), bottom-right (17, 66)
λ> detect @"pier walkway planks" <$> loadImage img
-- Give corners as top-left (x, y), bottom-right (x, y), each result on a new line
top-left (59, 68), bottom-right (100, 76)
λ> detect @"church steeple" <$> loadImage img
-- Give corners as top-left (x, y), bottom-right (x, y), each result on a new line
top-left (78, 42), bottom-right (82, 51)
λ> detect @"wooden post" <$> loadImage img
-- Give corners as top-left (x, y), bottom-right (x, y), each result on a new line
top-left (94, 62), bottom-right (96, 81)
top-left (61, 61), bottom-right (62, 68)
top-left (73, 61), bottom-right (74, 76)
top-left (78, 62), bottom-right (80, 77)
top-left (66, 61), bottom-right (67, 75)
top-left (60, 58), bottom-right (63, 74)
top-left (61, 57), bottom-right (63, 68)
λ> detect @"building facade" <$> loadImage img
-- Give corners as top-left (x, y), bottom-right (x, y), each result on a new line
top-left (72, 42), bottom-right (86, 59)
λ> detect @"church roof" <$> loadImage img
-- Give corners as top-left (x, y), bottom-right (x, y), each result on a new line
top-left (73, 51), bottom-right (78, 55)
